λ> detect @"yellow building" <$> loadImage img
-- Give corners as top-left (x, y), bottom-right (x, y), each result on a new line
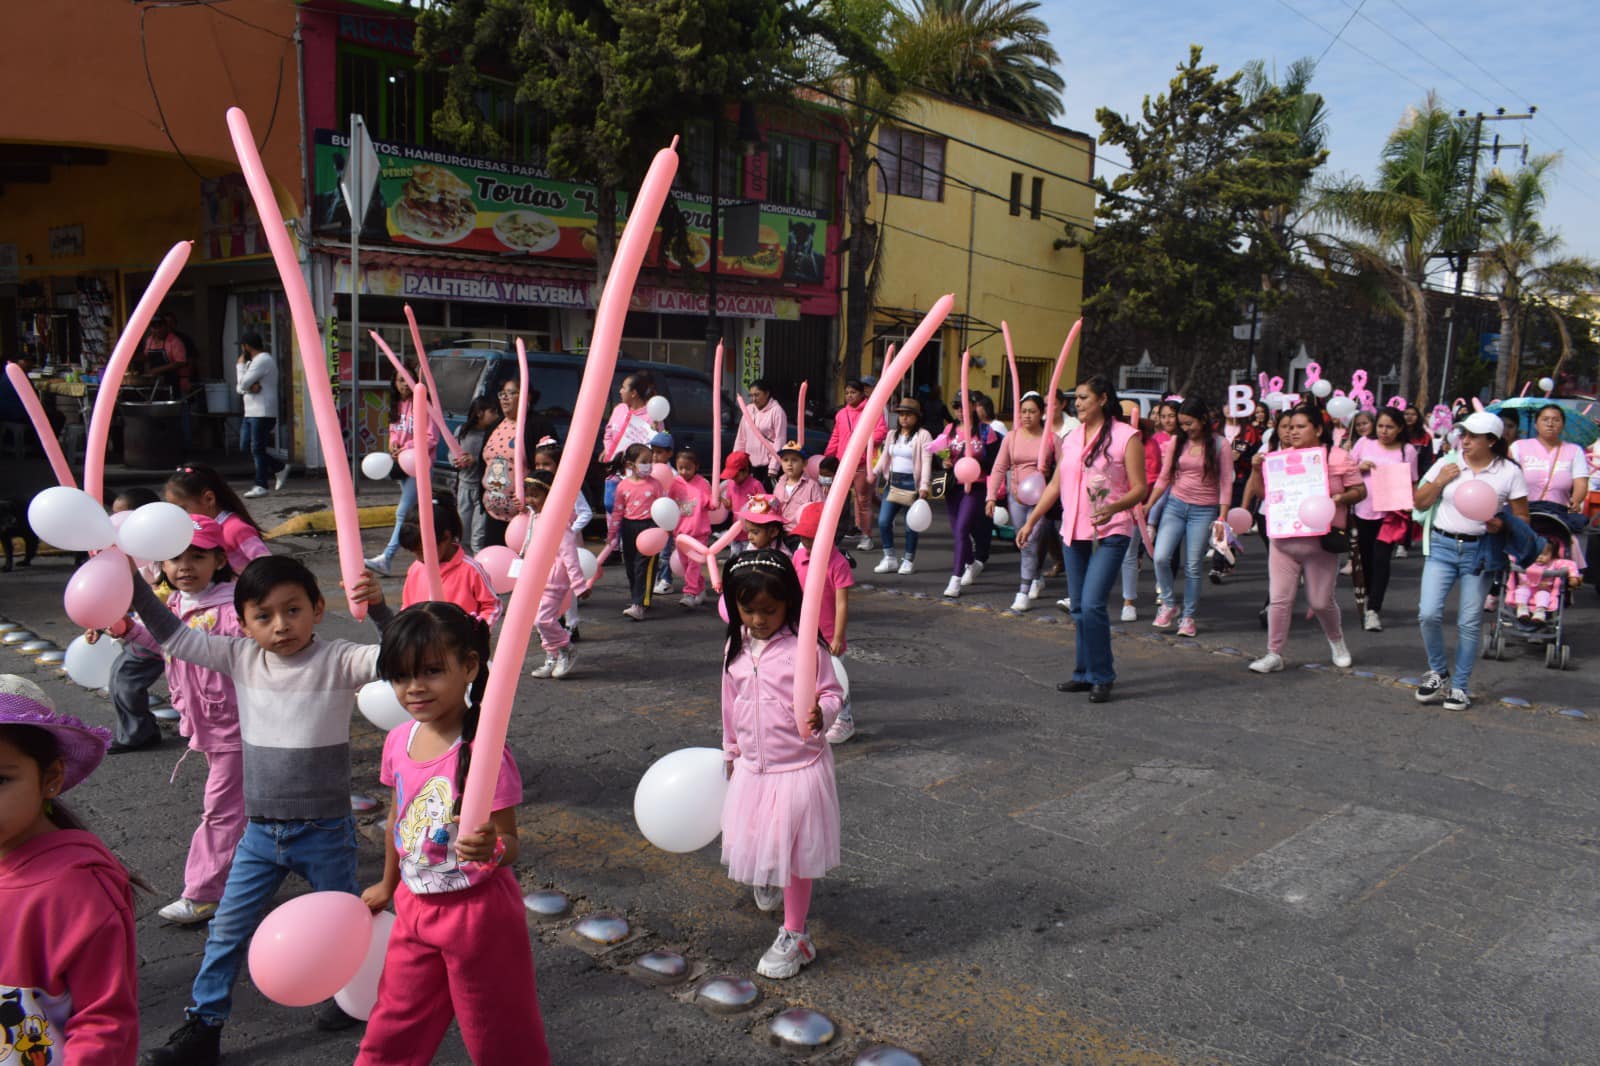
top-left (846, 92), bottom-right (1094, 417)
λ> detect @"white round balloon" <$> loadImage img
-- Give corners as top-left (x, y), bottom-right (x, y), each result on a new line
top-left (356, 680), bottom-right (411, 732)
top-left (1325, 396), bottom-right (1357, 422)
top-left (633, 747), bottom-right (729, 853)
top-left (361, 452), bottom-right (394, 480)
top-left (1310, 379), bottom-right (1333, 399)
top-left (645, 395), bottom-right (671, 423)
top-left (1539, 376), bottom-right (1555, 393)
top-left (649, 495), bottom-right (681, 532)
top-left (831, 655), bottom-right (849, 701)
top-left (905, 498), bottom-right (933, 533)
top-left (577, 548), bottom-right (599, 582)
top-left (118, 502), bottom-right (195, 562)
top-left (333, 911), bottom-right (395, 1021)
top-left (64, 635), bottom-right (121, 690)
top-left (27, 486), bottom-right (116, 552)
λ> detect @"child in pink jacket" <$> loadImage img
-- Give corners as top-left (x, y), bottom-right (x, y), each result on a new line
top-left (718, 550), bottom-right (844, 981)
top-left (608, 443), bottom-right (665, 619)
top-left (106, 514), bottom-right (245, 927)
top-left (1508, 536), bottom-right (1582, 623)
top-left (525, 471), bottom-right (588, 679)
top-left (673, 448), bottom-right (715, 607)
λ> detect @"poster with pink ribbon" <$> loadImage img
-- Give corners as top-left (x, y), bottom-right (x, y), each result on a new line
top-left (1263, 447), bottom-right (1331, 538)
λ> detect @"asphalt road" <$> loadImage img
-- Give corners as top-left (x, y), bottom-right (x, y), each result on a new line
top-left (3, 473), bottom-right (1597, 1064)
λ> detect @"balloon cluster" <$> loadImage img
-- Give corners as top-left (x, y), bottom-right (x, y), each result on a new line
top-left (32, 489), bottom-right (195, 629)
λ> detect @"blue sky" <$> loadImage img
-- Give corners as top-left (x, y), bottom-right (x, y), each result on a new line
top-left (1037, 0), bottom-right (1600, 269)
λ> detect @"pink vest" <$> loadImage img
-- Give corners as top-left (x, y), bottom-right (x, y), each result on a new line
top-left (1057, 420), bottom-right (1138, 542)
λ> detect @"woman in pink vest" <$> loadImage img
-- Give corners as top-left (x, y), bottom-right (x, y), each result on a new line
top-left (824, 378), bottom-right (888, 550)
top-left (1016, 376), bottom-right (1148, 703)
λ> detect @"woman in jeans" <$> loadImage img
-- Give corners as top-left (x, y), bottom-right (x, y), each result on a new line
top-left (1412, 411), bottom-right (1530, 712)
top-left (987, 392), bottom-right (1057, 612)
top-left (871, 399), bottom-right (932, 575)
top-left (1349, 409), bottom-right (1417, 632)
top-left (1148, 397), bottom-right (1230, 636)
top-left (1017, 376), bottom-right (1147, 704)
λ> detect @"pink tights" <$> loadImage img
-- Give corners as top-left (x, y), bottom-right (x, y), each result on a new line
top-left (783, 876), bottom-right (812, 933)
top-left (1266, 537), bottom-right (1343, 654)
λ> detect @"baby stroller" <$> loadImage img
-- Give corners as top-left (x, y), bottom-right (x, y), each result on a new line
top-left (1483, 513), bottom-right (1579, 670)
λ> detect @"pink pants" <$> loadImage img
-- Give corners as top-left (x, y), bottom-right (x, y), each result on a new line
top-left (535, 584), bottom-right (571, 655)
top-left (357, 868), bottom-right (551, 1066)
top-left (182, 748), bottom-right (245, 903)
top-left (1267, 537), bottom-right (1343, 654)
top-left (1509, 572), bottom-right (1560, 611)
top-left (850, 467), bottom-right (875, 535)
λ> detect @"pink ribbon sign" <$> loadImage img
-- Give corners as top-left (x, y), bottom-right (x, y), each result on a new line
top-left (5, 364), bottom-right (76, 488)
top-left (412, 383), bottom-right (445, 603)
top-left (457, 138), bottom-right (680, 832)
top-left (1038, 319), bottom-right (1083, 467)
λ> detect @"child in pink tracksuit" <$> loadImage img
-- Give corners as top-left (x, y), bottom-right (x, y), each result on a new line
top-left (523, 471), bottom-right (587, 679)
top-left (1508, 537), bottom-right (1582, 622)
top-left (718, 549), bottom-right (844, 981)
top-left (608, 443), bottom-right (665, 619)
top-left (719, 451), bottom-right (761, 551)
top-left (358, 603), bottom-right (550, 1066)
top-left (105, 514), bottom-right (244, 926)
top-left (673, 448), bottom-right (714, 607)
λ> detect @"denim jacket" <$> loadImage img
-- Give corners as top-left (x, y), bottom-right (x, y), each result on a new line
top-left (1472, 508), bottom-right (1542, 575)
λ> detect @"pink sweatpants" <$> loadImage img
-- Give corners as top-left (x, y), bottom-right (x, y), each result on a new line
top-left (183, 749), bottom-right (245, 903)
top-left (535, 583), bottom-right (571, 655)
top-left (357, 868), bottom-right (551, 1066)
top-left (1266, 537), bottom-right (1343, 654)
top-left (850, 467), bottom-right (875, 535)
top-left (1509, 573), bottom-right (1560, 611)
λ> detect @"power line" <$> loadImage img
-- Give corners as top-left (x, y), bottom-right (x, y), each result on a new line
top-left (1273, 0), bottom-right (1433, 96)
top-left (1331, 0), bottom-right (1488, 105)
top-left (1317, 0), bottom-right (1368, 63)
top-left (879, 219), bottom-right (1083, 281)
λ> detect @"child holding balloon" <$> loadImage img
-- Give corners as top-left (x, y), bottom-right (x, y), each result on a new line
top-left (521, 471), bottom-right (586, 679)
top-left (719, 550), bottom-right (844, 979)
top-left (396, 492), bottom-right (501, 627)
top-left (608, 443), bottom-right (665, 621)
top-left (355, 602), bottom-right (550, 1065)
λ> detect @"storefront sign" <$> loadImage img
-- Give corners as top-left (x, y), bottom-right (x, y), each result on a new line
top-left (312, 130), bottom-right (833, 288)
top-left (632, 287), bottom-right (799, 321)
top-left (48, 225), bottom-right (84, 258)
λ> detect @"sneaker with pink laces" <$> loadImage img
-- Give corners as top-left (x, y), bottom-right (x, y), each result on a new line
top-left (1152, 605), bottom-right (1179, 630)
top-left (1176, 617), bottom-right (1197, 637)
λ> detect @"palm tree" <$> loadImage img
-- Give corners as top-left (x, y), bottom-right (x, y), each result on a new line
top-left (1316, 97), bottom-right (1476, 408)
top-left (1477, 155), bottom-right (1600, 395)
top-left (1242, 58), bottom-right (1328, 258)
top-left (896, 0), bottom-right (1065, 121)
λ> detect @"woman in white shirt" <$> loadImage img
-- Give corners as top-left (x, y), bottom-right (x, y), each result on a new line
top-left (871, 399), bottom-right (933, 575)
top-left (1411, 411), bottom-right (1530, 712)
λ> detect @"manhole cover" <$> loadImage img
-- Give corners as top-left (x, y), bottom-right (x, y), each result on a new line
top-left (769, 1008), bottom-right (836, 1049)
top-left (573, 914), bottom-right (629, 944)
top-left (523, 890), bottom-right (571, 918)
top-left (856, 1049), bottom-right (924, 1066)
top-left (697, 975), bottom-right (759, 1013)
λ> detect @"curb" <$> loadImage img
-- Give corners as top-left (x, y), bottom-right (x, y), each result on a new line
top-left (263, 505), bottom-right (398, 540)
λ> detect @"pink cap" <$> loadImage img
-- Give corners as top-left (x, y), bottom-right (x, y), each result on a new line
top-left (188, 514), bottom-right (226, 550)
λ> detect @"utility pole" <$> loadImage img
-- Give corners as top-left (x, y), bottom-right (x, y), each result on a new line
top-left (1437, 107), bottom-right (1535, 403)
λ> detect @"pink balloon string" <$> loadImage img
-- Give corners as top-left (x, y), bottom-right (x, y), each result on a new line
top-left (85, 240), bottom-right (192, 503)
top-left (1001, 321), bottom-right (1020, 431)
top-left (401, 305), bottom-right (464, 459)
top-left (791, 295), bottom-right (953, 736)
top-left (5, 364), bottom-right (76, 488)
top-left (796, 381), bottom-right (807, 446)
top-left (711, 339), bottom-right (724, 504)
top-left (1037, 319), bottom-right (1082, 468)
top-left (514, 338), bottom-right (530, 505)
top-left (412, 383), bottom-right (446, 603)
top-left (227, 107), bottom-right (367, 619)
top-left (458, 138), bottom-right (679, 832)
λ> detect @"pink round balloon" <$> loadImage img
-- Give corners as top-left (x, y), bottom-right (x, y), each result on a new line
top-left (64, 549), bottom-right (135, 630)
top-left (397, 449), bottom-right (417, 477)
top-left (1226, 507), bottom-right (1254, 536)
top-left (707, 506), bottom-right (729, 525)
top-left (475, 546), bottom-right (518, 595)
top-left (1452, 479), bottom-right (1498, 522)
top-left (954, 457), bottom-right (982, 486)
top-left (1297, 495), bottom-right (1336, 529)
top-left (247, 891), bottom-right (373, 1007)
top-left (636, 526), bottom-right (669, 557)
top-left (670, 546), bottom-right (686, 577)
top-left (504, 512), bottom-right (530, 551)
top-left (650, 463), bottom-right (675, 490)
top-left (805, 455), bottom-right (824, 479)
top-left (1016, 473), bottom-right (1045, 507)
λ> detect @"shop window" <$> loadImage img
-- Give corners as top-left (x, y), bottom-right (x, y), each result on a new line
top-left (876, 127), bottom-right (945, 202)
top-left (769, 135), bottom-right (836, 217)
top-left (336, 47), bottom-right (543, 160)
top-left (678, 120), bottom-right (744, 199)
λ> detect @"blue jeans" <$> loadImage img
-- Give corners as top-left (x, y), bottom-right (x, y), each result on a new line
top-left (381, 475), bottom-right (419, 564)
top-left (1064, 535), bottom-right (1130, 685)
top-left (878, 473), bottom-right (920, 558)
top-left (1418, 534), bottom-right (1491, 694)
top-left (241, 416), bottom-right (284, 489)
top-left (189, 816), bottom-right (359, 1024)
top-left (1154, 498), bottom-right (1220, 619)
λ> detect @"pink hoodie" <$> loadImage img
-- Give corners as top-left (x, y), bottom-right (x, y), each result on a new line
top-left (672, 473), bottom-right (714, 540)
top-left (122, 582), bottom-right (242, 753)
top-left (0, 830), bottom-right (139, 1065)
top-left (721, 630), bottom-right (844, 773)
top-left (824, 400), bottom-right (888, 459)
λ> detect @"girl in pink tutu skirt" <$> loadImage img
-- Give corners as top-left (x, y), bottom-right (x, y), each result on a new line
top-left (719, 549), bottom-right (845, 978)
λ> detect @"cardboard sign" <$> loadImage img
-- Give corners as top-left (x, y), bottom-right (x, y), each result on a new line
top-left (1368, 461), bottom-right (1415, 513)
top-left (1263, 447), bottom-right (1331, 538)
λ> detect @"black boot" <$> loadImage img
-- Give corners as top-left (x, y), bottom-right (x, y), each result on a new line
top-left (141, 1017), bottom-right (221, 1066)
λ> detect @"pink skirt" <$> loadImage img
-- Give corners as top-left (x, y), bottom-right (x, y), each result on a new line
top-left (720, 750), bottom-right (841, 887)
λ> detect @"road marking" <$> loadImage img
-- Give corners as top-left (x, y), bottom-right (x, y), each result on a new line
top-left (1011, 761), bottom-right (1219, 846)
top-left (1222, 805), bottom-right (1453, 916)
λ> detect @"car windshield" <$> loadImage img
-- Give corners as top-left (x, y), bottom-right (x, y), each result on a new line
top-left (530, 366), bottom-right (581, 421)
top-left (426, 355), bottom-right (487, 415)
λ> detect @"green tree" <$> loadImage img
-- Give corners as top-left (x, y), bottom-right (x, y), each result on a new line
top-left (1314, 97), bottom-right (1476, 408)
top-left (1476, 154), bottom-right (1600, 395)
top-left (1240, 58), bottom-right (1327, 263)
top-left (896, 0), bottom-right (1064, 121)
top-left (1064, 46), bottom-right (1326, 393)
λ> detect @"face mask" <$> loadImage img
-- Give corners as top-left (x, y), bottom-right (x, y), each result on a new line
top-left (636, 462), bottom-right (653, 476)
top-left (819, 477), bottom-right (834, 486)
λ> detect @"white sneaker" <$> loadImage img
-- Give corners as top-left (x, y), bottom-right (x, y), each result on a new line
top-left (1056, 597), bottom-right (1072, 613)
top-left (530, 656), bottom-right (557, 679)
top-left (1028, 580), bottom-right (1044, 601)
top-left (1442, 687), bottom-right (1470, 712)
top-left (960, 560), bottom-right (984, 586)
top-left (274, 467), bottom-right (291, 491)
top-left (756, 927), bottom-right (816, 979)
top-left (1009, 592), bottom-right (1031, 612)
top-left (654, 577), bottom-right (673, 595)
top-left (1393, 544), bottom-right (1408, 559)
top-left (1329, 639), bottom-right (1352, 668)
top-left (551, 648), bottom-right (576, 679)
top-left (856, 535), bottom-right (873, 552)
top-left (1120, 603), bottom-right (1138, 623)
top-left (753, 884), bottom-right (784, 912)
top-left (623, 604), bottom-right (646, 621)
top-left (874, 553), bottom-right (900, 574)
top-left (897, 557), bottom-right (916, 575)
top-left (680, 593), bottom-right (703, 608)
top-left (825, 710), bottom-right (856, 744)
top-left (942, 575), bottom-right (962, 598)
top-left (1363, 609), bottom-right (1382, 632)
top-left (1415, 671), bottom-right (1447, 704)
top-left (158, 898), bottom-right (218, 925)
top-left (1249, 652), bottom-right (1285, 674)
top-left (364, 555), bottom-right (391, 577)
top-left (243, 485), bottom-right (269, 499)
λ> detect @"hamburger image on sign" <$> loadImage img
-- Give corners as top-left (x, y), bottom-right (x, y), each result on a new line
top-left (393, 165), bottom-right (478, 244)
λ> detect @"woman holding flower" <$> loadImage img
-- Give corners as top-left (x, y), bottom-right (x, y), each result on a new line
top-left (1017, 376), bottom-right (1147, 703)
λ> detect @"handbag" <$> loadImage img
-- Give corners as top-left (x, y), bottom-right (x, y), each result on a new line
top-left (929, 470), bottom-right (951, 500)
top-left (885, 485), bottom-right (917, 507)
top-left (1318, 525), bottom-right (1350, 554)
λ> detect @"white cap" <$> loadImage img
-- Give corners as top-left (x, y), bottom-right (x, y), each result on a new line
top-left (1453, 411), bottom-right (1504, 438)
